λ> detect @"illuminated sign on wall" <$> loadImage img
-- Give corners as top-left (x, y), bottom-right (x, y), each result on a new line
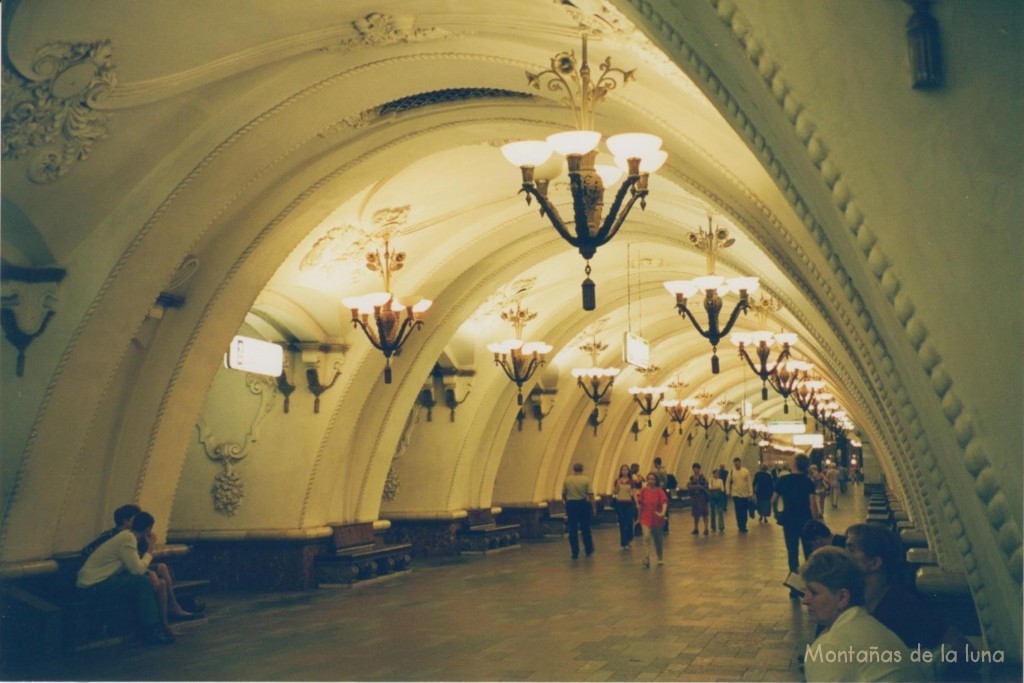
top-left (622, 332), bottom-right (650, 370)
top-left (224, 335), bottom-right (283, 377)
top-left (792, 433), bottom-right (824, 447)
top-left (766, 421), bottom-right (806, 435)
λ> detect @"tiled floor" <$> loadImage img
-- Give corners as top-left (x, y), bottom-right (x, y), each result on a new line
top-left (21, 488), bottom-right (868, 681)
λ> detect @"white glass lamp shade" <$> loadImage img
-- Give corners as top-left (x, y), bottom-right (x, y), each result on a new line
top-left (716, 413), bottom-right (737, 422)
top-left (664, 280), bottom-right (699, 298)
top-left (614, 148), bottom-right (669, 174)
top-left (606, 133), bottom-right (662, 159)
top-left (785, 359), bottom-right (811, 373)
top-left (692, 407), bottom-right (717, 418)
top-left (692, 275), bottom-right (725, 292)
top-left (628, 386), bottom-right (664, 396)
top-left (572, 366), bottom-right (618, 379)
top-left (344, 291), bottom-right (392, 314)
top-left (727, 276), bottom-right (760, 294)
top-left (774, 332), bottom-right (798, 347)
top-left (595, 164), bottom-right (623, 186)
top-left (412, 299), bottom-right (432, 314)
top-left (501, 140), bottom-right (553, 167)
top-left (341, 295), bottom-right (365, 310)
top-left (730, 332), bottom-right (754, 347)
top-left (521, 341), bottom-right (553, 356)
top-left (546, 130), bottom-right (601, 156)
top-left (749, 331), bottom-right (775, 346)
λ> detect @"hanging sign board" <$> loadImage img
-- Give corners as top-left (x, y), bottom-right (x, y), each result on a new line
top-left (622, 332), bottom-right (650, 370)
top-left (224, 335), bottom-right (283, 377)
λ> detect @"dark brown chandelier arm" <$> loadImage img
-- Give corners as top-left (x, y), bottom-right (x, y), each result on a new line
top-left (676, 304), bottom-right (715, 341)
top-left (521, 185), bottom-right (578, 247)
top-left (714, 297), bottom-right (750, 343)
top-left (594, 176), bottom-right (644, 243)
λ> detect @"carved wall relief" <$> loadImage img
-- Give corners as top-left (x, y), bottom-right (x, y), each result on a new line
top-left (196, 373), bottom-right (278, 516)
top-left (335, 13), bottom-right (452, 54)
top-left (2, 41), bottom-right (116, 183)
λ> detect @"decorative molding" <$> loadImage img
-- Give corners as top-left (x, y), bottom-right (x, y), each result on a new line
top-left (336, 13), bottom-right (452, 53)
top-left (196, 374), bottom-right (277, 516)
top-left (1, 41), bottom-right (116, 183)
top-left (299, 206), bottom-right (411, 276)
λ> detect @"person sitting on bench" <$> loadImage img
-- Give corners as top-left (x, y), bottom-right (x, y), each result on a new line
top-left (76, 511), bottom-right (175, 644)
top-left (83, 505), bottom-right (197, 625)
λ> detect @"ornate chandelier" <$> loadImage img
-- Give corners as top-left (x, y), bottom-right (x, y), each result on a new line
top-left (502, 35), bottom-right (667, 311)
top-left (342, 239), bottom-right (432, 384)
top-left (665, 215), bottom-right (759, 373)
top-left (662, 375), bottom-right (694, 433)
top-left (730, 296), bottom-right (797, 399)
top-left (792, 373), bottom-right (826, 423)
top-left (571, 337), bottom-right (619, 407)
top-left (487, 301), bottom-right (552, 405)
top-left (768, 358), bottom-right (811, 414)
top-left (629, 385), bottom-right (665, 427)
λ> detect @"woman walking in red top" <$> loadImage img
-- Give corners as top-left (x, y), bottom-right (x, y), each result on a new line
top-left (636, 472), bottom-right (669, 568)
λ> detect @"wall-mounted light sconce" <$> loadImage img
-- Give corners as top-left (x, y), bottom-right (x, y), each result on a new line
top-left (306, 366), bottom-right (341, 414)
top-left (906, 0), bottom-right (943, 89)
top-left (276, 369), bottom-right (296, 414)
top-left (418, 387), bottom-right (437, 421)
top-left (588, 405), bottom-right (606, 436)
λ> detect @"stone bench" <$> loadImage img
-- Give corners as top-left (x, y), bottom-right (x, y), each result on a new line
top-left (315, 542), bottom-right (412, 584)
top-left (541, 513), bottom-right (567, 537)
top-left (52, 548), bottom-right (210, 648)
top-left (458, 524), bottom-right (521, 553)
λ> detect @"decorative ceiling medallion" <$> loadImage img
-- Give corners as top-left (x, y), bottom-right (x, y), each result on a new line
top-left (299, 206), bottom-right (411, 277)
top-left (2, 41), bottom-right (116, 184)
top-left (337, 13), bottom-right (451, 53)
top-left (468, 278), bottom-right (539, 325)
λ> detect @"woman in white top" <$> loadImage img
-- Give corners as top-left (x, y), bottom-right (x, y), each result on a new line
top-left (612, 464), bottom-right (636, 549)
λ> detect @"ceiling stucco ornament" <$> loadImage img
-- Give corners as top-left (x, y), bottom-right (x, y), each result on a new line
top-left (299, 206), bottom-right (412, 278)
top-left (1, 41), bottom-right (116, 184)
top-left (166, 255), bottom-right (199, 292)
top-left (336, 13), bottom-right (451, 53)
top-left (195, 373), bottom-right (278, 517)
top-left (466, 277), bottom-right (538, 325)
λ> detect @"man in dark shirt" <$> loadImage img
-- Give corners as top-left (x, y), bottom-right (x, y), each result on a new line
top-left (772, 454), bottom-right (819, 597)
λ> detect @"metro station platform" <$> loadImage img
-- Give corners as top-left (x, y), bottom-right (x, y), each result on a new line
top-left (17, 490), bottom-right (868, 682)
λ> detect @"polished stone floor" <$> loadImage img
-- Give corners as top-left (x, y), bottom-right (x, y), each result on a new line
top-left (23, 487), bottom-right (867, 682)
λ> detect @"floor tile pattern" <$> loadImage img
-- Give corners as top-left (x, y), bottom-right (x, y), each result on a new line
top-left (21, 488), bottom-right (867, 681)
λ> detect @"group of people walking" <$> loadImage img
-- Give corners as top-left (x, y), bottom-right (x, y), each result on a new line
top-left (567, 457), bottom-right (786, 568)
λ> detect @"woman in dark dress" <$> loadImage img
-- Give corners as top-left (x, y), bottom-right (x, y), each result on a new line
top-left (687, 463), bottom-right (710, 536)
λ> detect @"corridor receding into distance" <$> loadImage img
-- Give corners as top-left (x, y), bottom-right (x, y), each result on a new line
top-left (0, 0), bottom-right (1019, 680)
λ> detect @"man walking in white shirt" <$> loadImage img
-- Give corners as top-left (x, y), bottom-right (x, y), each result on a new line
top-left (727, 457), bottom-right (754, 533)
top-left (76, 511), bottom-right (174, 644)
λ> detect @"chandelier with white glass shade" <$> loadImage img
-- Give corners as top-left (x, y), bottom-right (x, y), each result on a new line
top-left (664, 215), bottom-right (759, 373)
top-left (502, 35), bottom-right (667, 311)
top-left (342, 239), bottom-right (432, 384)
top-left (768, 358), bottom-right (812, 414)
top-left (571, 337), bottom-right (619, 407)
top-left (730, 296), bottom-right (797, 400)
top-left (487, 301), bottom-right (553, 405)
